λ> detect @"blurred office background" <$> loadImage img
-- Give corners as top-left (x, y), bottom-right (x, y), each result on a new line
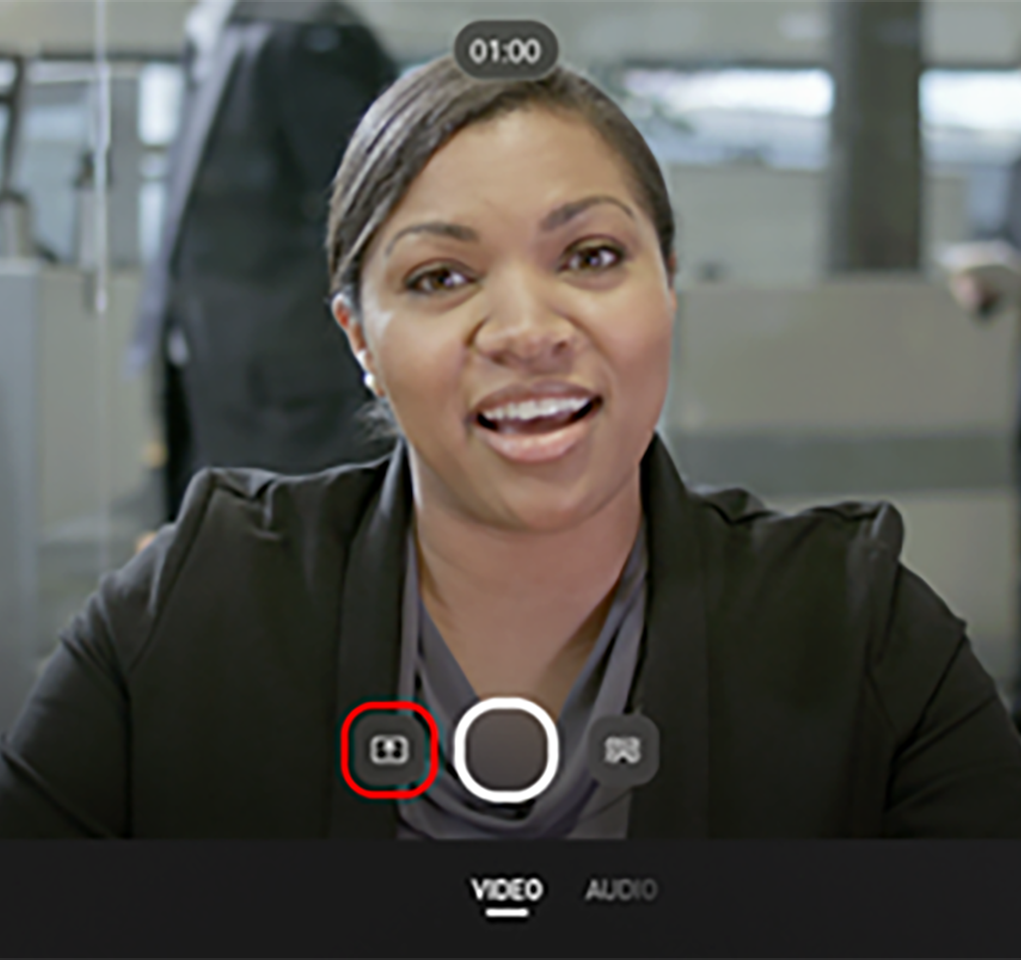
top-left (1, 0), bottom-right (1020, 728)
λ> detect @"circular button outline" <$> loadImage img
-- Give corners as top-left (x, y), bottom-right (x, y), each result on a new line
top-left (453, 697), bottom-right (560, 804)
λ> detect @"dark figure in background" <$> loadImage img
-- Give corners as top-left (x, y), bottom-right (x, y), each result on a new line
top-left (132, 0), bottom-right (398, 521)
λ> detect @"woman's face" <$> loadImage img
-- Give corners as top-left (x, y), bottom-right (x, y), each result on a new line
top-left (341, 107), bottom-right (676, 532)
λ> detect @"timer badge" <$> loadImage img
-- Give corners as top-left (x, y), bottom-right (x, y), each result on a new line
top-left (454, 20), bottom-right (559, 81)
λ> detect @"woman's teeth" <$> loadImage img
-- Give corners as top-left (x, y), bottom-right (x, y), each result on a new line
top-left (476, 396), bottom-right (596, 434)
top-left (482, 397), bottom-right (589, 422)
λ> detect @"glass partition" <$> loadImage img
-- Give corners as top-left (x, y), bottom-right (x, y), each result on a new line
top-left (0, 0), bottom-right (162, 729)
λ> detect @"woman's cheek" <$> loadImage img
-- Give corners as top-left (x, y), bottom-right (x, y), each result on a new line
top-left (619, 323), bottom-right (672, 418)
top-left (387, 344), bottom-right (458, 420)
top-left (612, 312), bottom-right (671, 375)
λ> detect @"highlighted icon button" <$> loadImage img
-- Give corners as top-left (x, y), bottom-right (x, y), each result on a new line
top-left (340, 701), bottom-right (439, 799)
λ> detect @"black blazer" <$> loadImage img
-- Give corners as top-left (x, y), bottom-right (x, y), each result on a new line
top-left (2, 437), bottom-right (1021, 838)
top-left (133, 0), bottom-right (397, 473)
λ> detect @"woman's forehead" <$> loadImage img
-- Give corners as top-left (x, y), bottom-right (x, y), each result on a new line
top-left (389, 109), bottom-right (636, 224)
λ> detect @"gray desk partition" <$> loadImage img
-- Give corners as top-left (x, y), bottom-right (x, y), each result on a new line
top-left (0, 261), bottom-right (39, 729)
top-left (0, 260), bottom-right (152, 730)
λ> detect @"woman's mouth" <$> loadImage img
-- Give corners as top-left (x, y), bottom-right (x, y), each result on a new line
top-left (476, 396), bottom-right (599, 434)
top-left (471, 394), bottom-right (602, 463)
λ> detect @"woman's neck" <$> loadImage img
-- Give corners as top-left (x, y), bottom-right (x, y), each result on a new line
top-left (412, 472), bottom-right (643, 718)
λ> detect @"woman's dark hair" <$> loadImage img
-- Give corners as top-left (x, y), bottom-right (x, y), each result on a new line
top-left (327, 54), bottom-right (676, 317)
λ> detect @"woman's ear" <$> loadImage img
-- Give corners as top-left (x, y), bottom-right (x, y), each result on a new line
top-left (666, 252), bottom-right (679, 312)
top-left (331, 293), bottom-right (384, 397)
top-left (331, 292), bottom-right (362, 349)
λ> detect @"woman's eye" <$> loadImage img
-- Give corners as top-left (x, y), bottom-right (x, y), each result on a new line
top-left (564, 244), bottom-right (624, 273)
top-left (406, 266), bottom-right (470, 294)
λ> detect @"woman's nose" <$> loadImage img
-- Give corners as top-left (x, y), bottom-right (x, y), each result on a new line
top-left (473, 272), bottom-right (577, 368)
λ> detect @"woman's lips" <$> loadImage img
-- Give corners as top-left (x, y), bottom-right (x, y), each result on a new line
top-left (471, 399), bottom-right (601, 464)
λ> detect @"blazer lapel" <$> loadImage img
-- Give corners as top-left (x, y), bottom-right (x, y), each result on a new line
top-left (627, 436), bottom-right (711, 838)
top-left (329, 442), bottom-right (412, 838)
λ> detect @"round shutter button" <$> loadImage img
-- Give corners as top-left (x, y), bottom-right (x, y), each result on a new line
top-left (453, 697), bottom-right (560, 804)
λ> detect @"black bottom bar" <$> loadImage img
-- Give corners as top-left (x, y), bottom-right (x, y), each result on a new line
top-left (0, 841), bottom-right (1018, 957)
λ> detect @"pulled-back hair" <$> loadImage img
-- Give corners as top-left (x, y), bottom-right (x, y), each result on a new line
top-left (326, 54), bottom-right (675, 317)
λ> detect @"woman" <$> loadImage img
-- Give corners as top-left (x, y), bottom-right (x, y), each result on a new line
top-left (2, 56), bottom-right (1020, 838)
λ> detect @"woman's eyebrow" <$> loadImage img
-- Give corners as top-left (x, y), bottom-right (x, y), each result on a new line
top-left (384, 195), bottom-right (635, 258)
top-left (539, 195), bottom-right (635, 231)
top-left (385, 222), bottom-right (478, 257)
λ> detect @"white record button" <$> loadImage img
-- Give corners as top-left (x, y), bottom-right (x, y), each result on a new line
top-left (453, 697), bottom-right (560, 804)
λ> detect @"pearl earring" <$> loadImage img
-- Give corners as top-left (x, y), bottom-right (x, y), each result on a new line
top-left (356, 350), bottom-right (380, 396)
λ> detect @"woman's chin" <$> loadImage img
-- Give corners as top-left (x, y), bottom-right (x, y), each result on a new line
top-left (482, 482), bottom-right (614, 534)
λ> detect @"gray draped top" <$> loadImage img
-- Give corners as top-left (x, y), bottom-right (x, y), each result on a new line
top-left (396, 522), bottom-right (648, 840)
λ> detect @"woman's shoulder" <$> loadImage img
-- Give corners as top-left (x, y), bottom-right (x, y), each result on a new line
top-left (176, 454), bottom-right (394, 540)
top-left (79, 455), bottom-right (396, 668)
top-left (684, 484), bottom-right (976, 736)
top-left (686, 482), bottom-right (906, 563)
